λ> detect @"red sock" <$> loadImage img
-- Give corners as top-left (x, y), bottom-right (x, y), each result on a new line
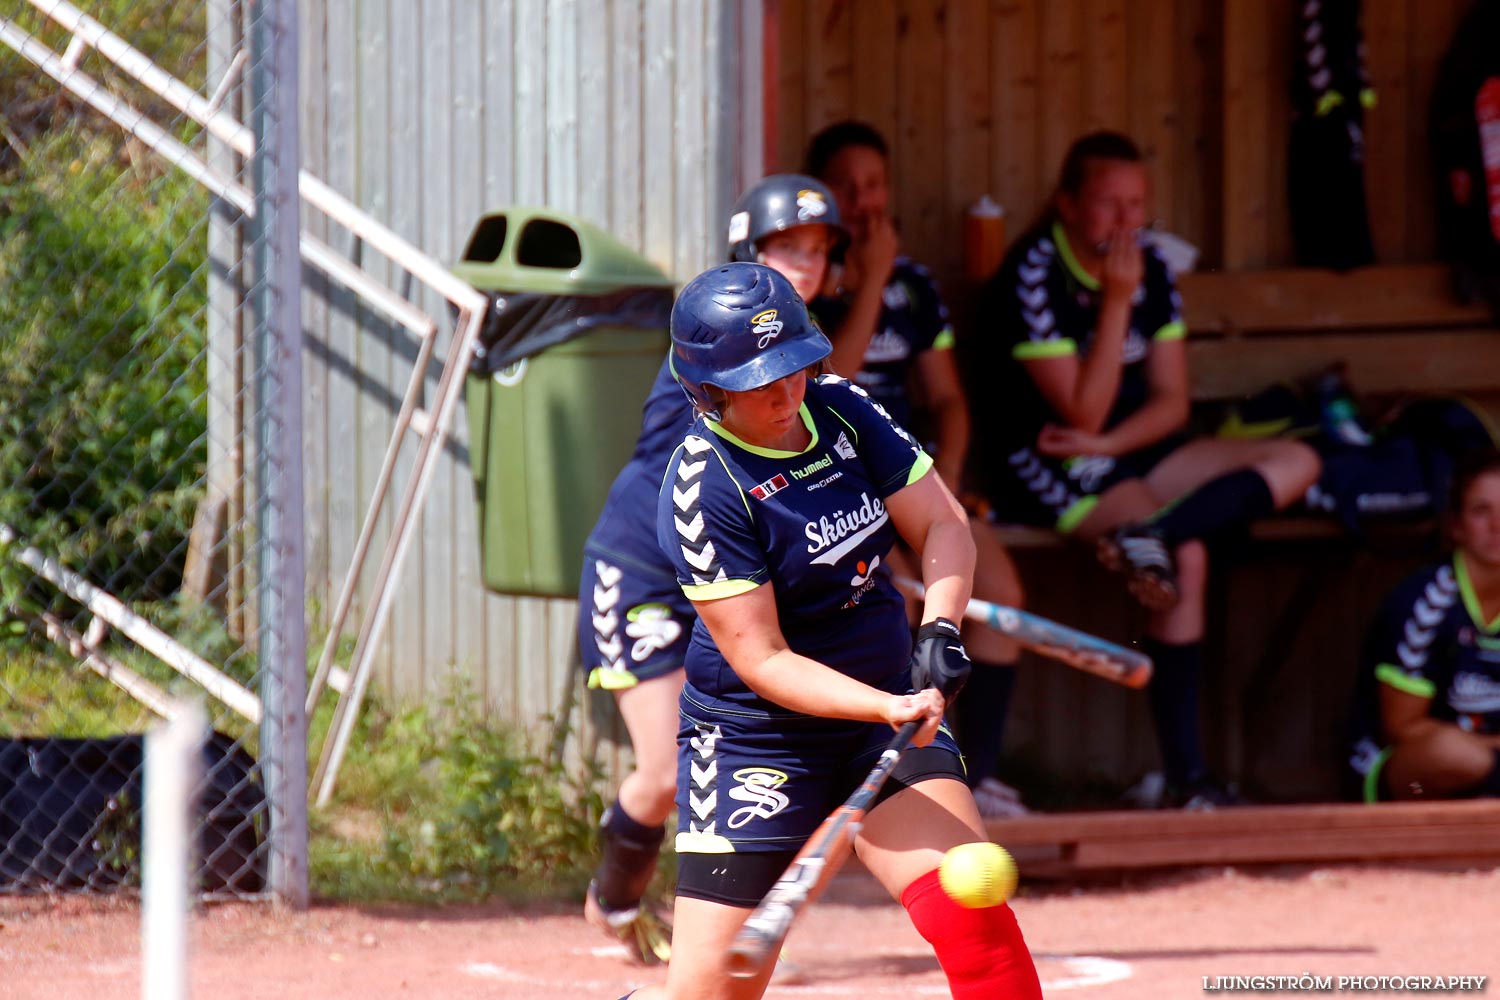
top-left (901, 868), bottom-right (1042, 999)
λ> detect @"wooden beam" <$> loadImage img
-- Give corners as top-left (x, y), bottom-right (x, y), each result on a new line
top-left (986, 801), bottom-right (1500, 873)
top-left (1180, 264), bottom-right (1495, 335)
top-left (1187, 329), bottom-right (1500, 399)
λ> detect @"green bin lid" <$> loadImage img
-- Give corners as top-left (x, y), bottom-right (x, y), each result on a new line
top-left (452, 207), bottom-right (675, 296)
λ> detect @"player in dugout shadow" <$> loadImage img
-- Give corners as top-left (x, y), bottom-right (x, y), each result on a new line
top-left (1347, 449), bottom-right (1500, 803)
top-left (968, 130), bottom-right (1322, 809)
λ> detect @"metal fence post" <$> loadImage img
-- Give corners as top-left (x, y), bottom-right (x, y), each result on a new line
top-left (251, 0), bottom-right (308, 909)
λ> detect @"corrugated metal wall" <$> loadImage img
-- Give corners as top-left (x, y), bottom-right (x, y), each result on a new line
top-left (295, 1), bottom-right (761, 741)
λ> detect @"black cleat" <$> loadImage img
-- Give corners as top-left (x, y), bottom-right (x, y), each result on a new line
top-left (585, 881), bottom-right (672, 966)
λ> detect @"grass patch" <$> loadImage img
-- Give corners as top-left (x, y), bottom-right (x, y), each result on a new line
top-left (308, 681), bottom-right (609, 904)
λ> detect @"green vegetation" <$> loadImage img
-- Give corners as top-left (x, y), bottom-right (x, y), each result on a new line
top-left (1, 631), bottom-right (611, 904)
top-left (1, 2), bottom-right (617, 908)
top-left (0, 125), bottom-right (210, 614)
top-left (309, 681), bottom-right (609, 904)
top-left (2, 0), bottom-right (214, 618)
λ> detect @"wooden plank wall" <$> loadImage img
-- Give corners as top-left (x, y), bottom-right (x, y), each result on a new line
top-left (775, 0), bottom-right (1474, 286)
top-left (774, 0), bottom-right (1485, 800)
top-left (297, 1), bottom-right (754, 760)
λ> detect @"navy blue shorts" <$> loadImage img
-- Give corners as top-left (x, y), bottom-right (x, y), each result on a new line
top-left (988, 432), bottom-right (1192, 533)
top-left (673, 690), bottom-right (965, 859)
top-left (577, 550), bottom-right (695, 690)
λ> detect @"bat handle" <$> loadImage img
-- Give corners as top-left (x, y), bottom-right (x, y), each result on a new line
top-left (725, 719), bottom-right (922, 979)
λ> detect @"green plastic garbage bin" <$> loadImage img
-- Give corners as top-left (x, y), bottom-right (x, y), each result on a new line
top-left (456, 208), bottom-right (674, 597)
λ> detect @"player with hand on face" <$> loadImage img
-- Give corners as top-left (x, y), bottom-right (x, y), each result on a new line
top-left (578, 175), bottom-right (849, 965)
top-left (805, 120), bottom-right (1032, 818)
top-left (1347, 450), bottom-right (1500, 803)
top-left (971, 130), bottom-right (1321, 809)
top-left (617, 262), bottom-right (1039, 1000)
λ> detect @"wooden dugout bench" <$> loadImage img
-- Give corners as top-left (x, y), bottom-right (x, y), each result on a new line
top-left (984, 799), bottom-right (1500, 877)
top-left (981, 263), bottom-right (1500, 837)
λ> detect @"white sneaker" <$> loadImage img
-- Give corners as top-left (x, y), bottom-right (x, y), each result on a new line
top-left (974, 777), bottom-right (1031, 818)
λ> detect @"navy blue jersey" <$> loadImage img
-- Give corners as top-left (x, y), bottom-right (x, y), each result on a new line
top-left (970, 222), bottom-right (1184, 488)
top-left (808, 258), bottom-right (955, 436)
top-left (657, 375), bottom-right (933, 716)
top-left (583, 356), bottom-right (694, 580)
top-left (1351, 554), bottom-right (1500, 749)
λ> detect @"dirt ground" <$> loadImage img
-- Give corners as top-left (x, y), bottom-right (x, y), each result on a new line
top-left (2, 861), bottom-right (1496, 999)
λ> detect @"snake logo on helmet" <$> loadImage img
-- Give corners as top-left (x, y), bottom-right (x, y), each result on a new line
top-left (726, 174), bottom-right (849, 264)
top-left (670, 262), bottom-right (832, 422)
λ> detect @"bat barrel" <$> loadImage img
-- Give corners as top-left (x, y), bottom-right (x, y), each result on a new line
top-left (726, 939), bottom-right (771, 979)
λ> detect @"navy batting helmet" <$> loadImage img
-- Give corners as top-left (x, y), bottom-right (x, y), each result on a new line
top-left (726, 174), bottom-right (848, 263)
top-left (670, 262), bottom-right (832, 419)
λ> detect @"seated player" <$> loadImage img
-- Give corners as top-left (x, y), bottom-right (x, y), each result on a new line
top-left (806, 119), bottom-right (1030, 816)
top-left (969, 131), bottom-right (1322, 808)
top-left (1347, 450), bottom-right (1500, 802)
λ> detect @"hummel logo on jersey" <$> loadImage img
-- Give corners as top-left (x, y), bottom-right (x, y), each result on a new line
top-left (806, 492), bottom-right (888, 566)
top-left (796, 189), bottom-right (829, 220)
top-left (749, 473), bottom-right (789, 500)
top-left (790, 454), bottom-right (833, 480)
top-left (752, 308), bottom-right (784, 348)
top-left (833, 432), bottom-right (856, 460)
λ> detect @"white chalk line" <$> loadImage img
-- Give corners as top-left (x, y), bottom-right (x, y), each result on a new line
top-left (462, 951), bottom-right (1131, 994)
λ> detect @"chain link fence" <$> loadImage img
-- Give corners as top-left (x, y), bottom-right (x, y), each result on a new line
top-left (0, 0), bottom-right (305, 901)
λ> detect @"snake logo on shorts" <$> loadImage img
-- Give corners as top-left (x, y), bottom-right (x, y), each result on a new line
top-left (727, 767), bottom-right (791, 829)
top-left (625, 603), bottom-right (683, 662)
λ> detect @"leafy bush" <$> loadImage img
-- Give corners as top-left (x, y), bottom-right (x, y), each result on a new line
top-left (0, 126), bottom-right (209, 611)
top-left (310, 684), bottom-right (609, 904)
top-left (0, 0), bottom-right (208, 176)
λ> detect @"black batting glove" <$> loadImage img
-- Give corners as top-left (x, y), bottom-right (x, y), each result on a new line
top-left (909, 617), bottom-right (970, 702)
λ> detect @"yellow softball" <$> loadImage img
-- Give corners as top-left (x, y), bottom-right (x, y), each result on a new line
top-left (938, 841), bottom-right (1017, 908)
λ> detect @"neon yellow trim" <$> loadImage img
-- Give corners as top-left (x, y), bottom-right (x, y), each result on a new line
top-left (1449, 393), bottom-right (1500, 445)
top-left (932, 327), bottom-right (956, 351)
top-left (1360, 87), bottom-right (1377, 109)
top-left (1455, 552), bottom-right (1500, 633)
top-left (1362, 746), bottom-right (1392, 804)
top-left (588, 668), bottom-right (639, 691)
top-left (906, 451), bottom-right (934, 486)
top-left (683, 577), bottom-right (762, 601)
top-left (1153, 320), bottom-right (1186, 341)
top-left (675, 831), bottom-right (735, 854)
top-left (1315, 91), bottom-right (1346, 117)
top-left (1217, 412), bottom-right (1294, 440)
top-left (710, 439), bottom-right (757, 524)
top-left (1375, 663), bottom-right (1436, 699)
top-left (1051, 221), bottom-right (1099, 291)
top-left (1055, 495), bottom-right (1099, 535)
top-left (827, 405), bottom-right (860, 446)
top-left (707, 403), bottom-right (820, 458)
top-left (1014, 338), bottom-right (1078, 360)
